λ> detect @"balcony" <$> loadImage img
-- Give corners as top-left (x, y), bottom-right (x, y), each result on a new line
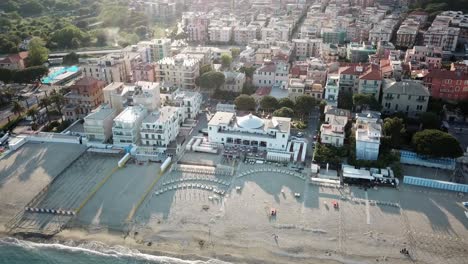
top-left (416, 97), bottom-right (426, 102)
top-left (384, 96), bottom-right (394, 100)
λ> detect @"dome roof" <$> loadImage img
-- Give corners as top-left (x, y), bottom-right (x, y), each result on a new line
top-left (237, 114), bottom-right (264, 129)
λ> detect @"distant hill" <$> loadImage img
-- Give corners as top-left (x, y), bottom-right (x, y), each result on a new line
top-left (410, 0), bottom-right (468, 13)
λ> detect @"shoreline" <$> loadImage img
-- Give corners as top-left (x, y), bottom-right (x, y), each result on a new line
top-left (0, 226), bottom-right (409, 264)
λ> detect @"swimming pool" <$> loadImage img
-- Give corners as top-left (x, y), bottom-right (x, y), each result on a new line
top-left (41, 66), bottom-right (80, 84)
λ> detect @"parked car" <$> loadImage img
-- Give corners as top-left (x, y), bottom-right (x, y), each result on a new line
top-left (296, 132), bottom-right (304, 138)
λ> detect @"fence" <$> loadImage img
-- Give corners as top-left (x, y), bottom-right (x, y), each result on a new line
top-left (403, 176), bottom-right (468, 193)
top-left (400, 150), bottom-right (456, 170)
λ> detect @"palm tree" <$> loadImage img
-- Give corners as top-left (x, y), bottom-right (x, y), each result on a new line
top-left (26, 107), bottom-right (39, 124)
top-left (50, 91), bottom-right (65, 121)
top-left (11, 101), bottom-right (24, 116)
top-left (40, 97), bottom-right (51, 112)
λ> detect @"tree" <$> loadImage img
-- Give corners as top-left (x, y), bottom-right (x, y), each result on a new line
top-left (19, 0), bottom-right (44, 16)
top-left (353, 94), bottom-right (381, 111)
top-left (95, 30), bottom-right (107, 47)
top-left (383, 117), bottom-right (406, 147)
top-left (221, 54), bottom-right (232, 69)
top-left (50, 91), bottom-right (65, 120)
top-left (63, 52), bottom-right (79, 65)
top-left (199, 64), bottom-right (212, 75)
top-left (199, 71), bottom-right (225, 91)
top-left (13, 66), bottom-right (48, 83)
top-left (259, 96), bottom-right (279, 112)
top-left (338, 91), bottom-right (353, 110)
top-left (234, 94), bottom-right (256, 111)
top-left (231, 48), bottom-right (240, 58)
top-left (278, 97), bottom-right (295, 109)
top-left (239, 66), bottom-right (255, 79)
top-left (241, 83), bottom-right (256, 95)
top-left (26, 106), bottom-right (39, 123)
top-left (0, 68), bottom-right (13, 83)
top-left (419, 112), bottom-right (441, 129)
top-left (294, 95), bottom-right (316, 119)
top-left (135, 26), bottom-right (148, 39)
top-left (273, 107), bottom-right (294, 118)
top-left (51, 25), bottom-right (87, 49)
top-left (12, 101), bottom-right (24, 116)
top-left (28, 37), bottom-right (49, 66)
top-left (314, 144), bottom-right (342, 165)
top-left (412, 129), bottom-right (463, 158)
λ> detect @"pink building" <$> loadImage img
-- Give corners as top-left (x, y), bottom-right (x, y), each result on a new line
top-left (132, 62), bottom-right (156, 82)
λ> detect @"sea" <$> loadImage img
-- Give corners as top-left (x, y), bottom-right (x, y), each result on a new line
top-left (0, 237), bottom-right (230, 264)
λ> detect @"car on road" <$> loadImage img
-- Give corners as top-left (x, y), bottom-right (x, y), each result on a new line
top-left (313, 135), bottom-right (317, 140)
top-left (463, 201), bottom-right (468, 208)
top-left (296, 132), bottom-right (304, 138)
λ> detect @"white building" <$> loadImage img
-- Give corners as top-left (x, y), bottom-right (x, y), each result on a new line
top-left (423, 26), bottom-right (460, 51)
top-left (112, 106), bottom-right (148, 146)
top-left (253, 61), bottom-right (290, 89)
top-left (132, 81), bottom-right (161, 111)
top-left (83, 105), bottom-right (116, 143)
top-left (102, 82), bottom-right (161, 113)
top-left (234, 25), bottom-right (258, 44)
top-left (81, 53), bottom-right (129, 84)
top-left (207, 112), bottom-right (290, 151)
top-left (137, 38), bottom-right (172, 63)
top-left (324, 74), bottom-right (340, 106)
top-left (155, 54), bottom-right (201, 89)
top-left (355, 111), bottom-right (382, 161)
top-left (209, 26), bottom-right (232, 43)
top-left (320, 107), bottom-right (350, 147)
top-left (172, 91), bottom-right (203, 120)
top-left (140, 106), bottom-right (181, 148)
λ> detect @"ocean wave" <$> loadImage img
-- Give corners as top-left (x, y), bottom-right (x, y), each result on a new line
top-left (0, 237), bottom-right (231, 264)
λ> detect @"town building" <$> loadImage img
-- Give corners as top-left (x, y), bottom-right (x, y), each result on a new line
top-left (207, 112), bottom-right (290, 151)
top-left (381, 80), bottom-right (430, 117)
top-left (209, 26), bottom-right (233, 43)
top-left (63, 77), bottom-right (106, 121)
top-left (355, 111), bottom-right (382, 161)
top-left (234, 25), bottom-right (258, 44)
top-left (423, 26), bottom-right (460, 52)
top-left (321, 28), bottom-right (347, 44)
top-left (395, 18), bottom-right (419, 48)
top-left (83, 105), bottom-right (116, 143)
top-left (357, 64), bottom-right (382, 99)
top-left (346, 42), bottom-right (376, 63)
top-left (324, 74), bottom-right (340, 106)
top-left (131, 62), bottom-right (156, 82)
top-left (0, 52), bottom-right (28, 70)
top-left (81, 53), bottom-right (129, 84)
top-left (320, 107), bottom-right (351, 147)
top-left (404, 46), bottom-right (442, 71)
top-left (253, 60), bottom-right (290, 89)
top-left (140, 106), bottom-right (182, 148)
top-left (423, 69), bottom-right (468, 101)
top-left (137, 38), bottom-right (172, 63)
top-left (112, 105), bottom-right (148, 146)
top-left (171, 91), bottom-right (203, 120)
top-left (155, 54), bottom-right (201, 89)
top-left (222, 71), bottom-right (246, 93)
top-left (102, 81), bottom-right (161, 113)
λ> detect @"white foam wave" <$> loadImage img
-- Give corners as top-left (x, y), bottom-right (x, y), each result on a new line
top-left (0, 237), bottom-right (230, 264)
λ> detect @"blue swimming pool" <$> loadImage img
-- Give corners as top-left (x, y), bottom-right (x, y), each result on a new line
top-left (41, 66), bottom-right (80, 84)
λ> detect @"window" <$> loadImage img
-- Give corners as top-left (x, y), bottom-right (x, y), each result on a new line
top-left (395, 104), bottom-right (399, 110)
top-left (408, 95), bottom-right (411, 100)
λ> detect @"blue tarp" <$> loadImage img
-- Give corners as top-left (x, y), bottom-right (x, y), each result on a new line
top-left (403, 176), bottom-right (468, 193)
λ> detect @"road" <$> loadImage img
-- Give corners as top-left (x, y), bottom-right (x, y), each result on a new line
top-left (48, 49), bottom-right (123, 58)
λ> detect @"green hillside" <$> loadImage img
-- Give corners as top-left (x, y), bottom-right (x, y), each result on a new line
top-left (410, 0), bottom-right (468, 13)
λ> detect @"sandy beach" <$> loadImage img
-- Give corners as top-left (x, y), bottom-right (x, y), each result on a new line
top-left (1, 145), bottom-right (468, 264)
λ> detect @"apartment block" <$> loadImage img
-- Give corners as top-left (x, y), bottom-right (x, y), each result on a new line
top-left (355, 111), bottom-right (382, 161)
top-left (155, 54), bottom-right (201, 89)
top-left (112, 105), bottom-right (148, 146)
top-left (140, 106), bottom-right (182, 148)
top-left (83, 105), bottom-right (116, 143)
top-left (63, 77), bottom-right (106, 121)
top-left (382, 80), bottom-right (430, 117)
top-left (81, 53), bottom-right (129, 84)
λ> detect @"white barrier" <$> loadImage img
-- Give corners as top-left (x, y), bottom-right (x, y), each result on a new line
top-left (118, 153), bottom-right (131, 167)
top-left (161, 156), bottom-right (172, 173)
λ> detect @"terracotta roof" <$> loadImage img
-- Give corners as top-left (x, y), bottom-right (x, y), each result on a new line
top-left (255, 86), bottom-right (272, 96)
top-left (0, 52), bottom-right (28, 64)
top-left (360, 64), bottom-right (382, 81)
top-left (257, 63), bottom-right (276, 73)
top-left (73, 76), bottom-right (104, 87)
top-left (424, 69), bottom-right (468, 80)
top-left (339, 63), bottom-right (370, 75)
top-left (19, 51), bottom-right (29, 59)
